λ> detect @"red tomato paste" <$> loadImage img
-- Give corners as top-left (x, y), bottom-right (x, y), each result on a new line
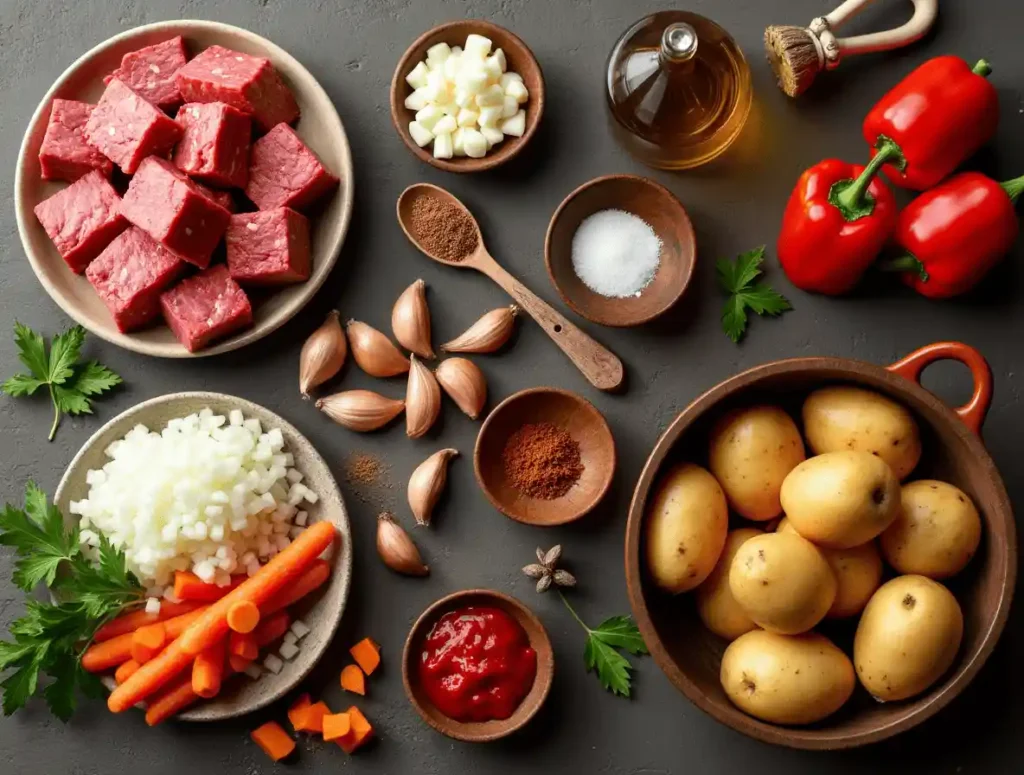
top-left (418, 606), bottom-right (537, 722)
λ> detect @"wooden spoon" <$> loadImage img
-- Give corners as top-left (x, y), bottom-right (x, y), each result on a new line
top-left (396, 184), bottom-right (624, 392)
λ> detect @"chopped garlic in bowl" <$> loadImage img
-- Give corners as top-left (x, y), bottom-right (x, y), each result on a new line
top-left (69, 407), bottom-right (317, 595)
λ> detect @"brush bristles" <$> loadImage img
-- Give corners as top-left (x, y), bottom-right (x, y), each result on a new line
top-left (765, 25), bottom-right (822, 98)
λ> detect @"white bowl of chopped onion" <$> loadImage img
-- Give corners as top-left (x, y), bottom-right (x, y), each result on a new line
top-left (54, 392), bottom-right (352, 720)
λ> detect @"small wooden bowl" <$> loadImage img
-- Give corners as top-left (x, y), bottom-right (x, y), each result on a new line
top-left (545, 175), bottom-right (696, 327)
top-left (625, 342), bottom-right (1015, 749)
top-left (402, 589), bottom-right (554, 742)
top-left (474, 387), bottom-right (615, 526)
top-left (390, 20), bottom-right (545, 173)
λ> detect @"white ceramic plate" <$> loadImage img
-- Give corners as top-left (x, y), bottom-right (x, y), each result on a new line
top-left (15, 20), bottom-right (354, 358)
top-left (53, 392), bottom-right (352, 721)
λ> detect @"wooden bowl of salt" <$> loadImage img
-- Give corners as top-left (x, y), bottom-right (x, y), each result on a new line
top-left (545, 175), bottom-right (696, 327)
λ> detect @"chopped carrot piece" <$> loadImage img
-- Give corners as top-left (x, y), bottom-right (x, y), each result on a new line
top-left (226, 600), bottom-right (261, 634)
top-left (287, 693), bottom-right (312, 731)
top-left (253, 611), bottom-right (291, 648)
top-left (174, 571), bottom-right (245, 602)
top-left (229, 631), bottom-right (259, 661)
top-left (251, 721), bottom-right (296, 762)
top-left (94, 601), bottom-right (203, 642)
top-left (337, 706), bottom-right (374, 754)
top-left (114, 659), bottom-right (140, 684)
top-left (349, 638), bottom-right (380, 676)
top-left (340, 664), bottom-right (366, 695)
top-left (84, 606), bottom-right (208, 673)
top-left (131, 622), bottom-right (167, 664)
top-left (322, 711), bottom-right (351, 742)
top-left (228, 654), bottom-right (253, 674)
top-left (295, 700), bottom-right (330, 733)
top-left (145, 671), bottom-right (199, 726)
top-left (192, 639), bottom-right (226, 699)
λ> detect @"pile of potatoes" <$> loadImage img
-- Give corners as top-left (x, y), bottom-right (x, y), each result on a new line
top-left (644, 386), bottom-right (982, 726)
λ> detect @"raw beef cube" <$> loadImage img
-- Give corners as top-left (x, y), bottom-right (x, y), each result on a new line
top-left (84, 78), bottom-right (183, 174)
top-left (38, 99), bottom-right (114, 182)
top-left (104, 36), bottom-right (188, 109)
top-left (226, 208), bottom-right (310, 285)
top-left (120, 156), bottom-right (231, 268)
top-left (33, 170), bottom-right (127, 274)
top-left (160, 264), bottom-right (253, 352)
top-left (245, 124), bottom-right (338, 211)
top-left (175, 45), bottom-right (299, 132)
top-left (173, 102), bottom-right (251, 187)
top-left (193, 182), bottom-right (236, 213)
top-left (86, 227), bottom-right (186, 332)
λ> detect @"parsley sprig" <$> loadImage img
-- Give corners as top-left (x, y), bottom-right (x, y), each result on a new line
top-left (717, 246), bottom-right (792, 343)
top-left (2, 323), bottom-right (122, 441)
top-left (562, 598), bottom-right (649, 697)
top-left (0, 483), bottom-right (142, 718)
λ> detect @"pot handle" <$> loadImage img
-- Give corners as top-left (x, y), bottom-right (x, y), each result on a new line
top-left (886, 342), bottom-right (993, 436)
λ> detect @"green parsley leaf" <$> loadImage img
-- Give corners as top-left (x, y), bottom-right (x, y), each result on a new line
top-left (42, 651), bottom-right (79, 721)
top-left (2, 323), bottom-right (122, 440)
top-left (717, 246), bottom-right (792, 343)
top-left (584, 635), bottom-right (634, 697)
top-left (590, 615), bottom-right (649, 656)
top-left (1, 654), bottom-right (41, 716)
top-left (0, 483), bottom-right (79, 592)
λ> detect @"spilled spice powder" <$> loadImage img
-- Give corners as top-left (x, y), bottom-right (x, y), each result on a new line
top-left (408, 195), bottom-right (478, 263)
top-left (342, 452), bottom-right (395, 508)
top-left (344, 453), bottom-right (385, 486)
top-left (502, 422), bottom-right (584, 499)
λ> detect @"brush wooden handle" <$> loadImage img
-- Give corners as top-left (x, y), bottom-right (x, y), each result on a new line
top-left (824, 0), bottom-right (937, 57)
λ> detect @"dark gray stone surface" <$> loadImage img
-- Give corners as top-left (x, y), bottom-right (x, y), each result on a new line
top-left (1, 0), bottom-right (1021, 772)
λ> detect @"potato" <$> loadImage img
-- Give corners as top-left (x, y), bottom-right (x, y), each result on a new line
top-left (881, 480), bottom-right (982, 579)
top-left (803, 386), bottom-right (921, 480)
top-left (720, 630), bottom-right (855, 725)
top-left (854, 575), bottom-right (963, 701)
top-left (695, 528), bottom-right (762, 640)
top-left (777, 518), bottom-right (882, 618)
top-left (780, 450), bottom-right (901, 549)
top-left (708, 405), bottom-right (805, 521)
top-left (728, 532), bottom-right (836, 634)
top-left (644, 463), bottom-right (729, 593)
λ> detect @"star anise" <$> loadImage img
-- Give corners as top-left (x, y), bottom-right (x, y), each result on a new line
top-left (522, 545), bottom-right (576, 593)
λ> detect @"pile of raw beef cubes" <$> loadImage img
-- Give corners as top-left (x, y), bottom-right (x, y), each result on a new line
top-left (33, 37), bottom-right (339, 352)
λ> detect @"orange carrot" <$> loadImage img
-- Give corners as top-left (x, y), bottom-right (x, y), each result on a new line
top-left (145, 671), bottom-right (199, 726)
top-left (337, 706), bottom-right (373, 754)
top-left (340, 664), bottom-right (366, 695)
top-left (226, 600), bottom-right (261, 634)
top-left (322, 711), bottom-right (351, 742)
top-left (295, 700), bottom-right (330, 733)
top-left (253, 611), bottom-right (291, 648)
top-left (287, 693), bottom-right (312, 731)
top-left (108, 642), bottom-right (193, 713)
top-left (349, 638), bottom-right (380, 676)
top-left (229, 631), bottom-right (259, 661)
top-left (178, 521), bottom-right (336, 656)
top-left (130, 623), bottom-right (167, 664)
top-left (114, 660), bottom-right (140, 684)
top-left (94, 601), bottom-right (203, 642)
top-left (173, 571), bottom-right (244, 602)
top-left (228, 654), bottom-right (254, 674)
top-left (251, 721), bottom-right (296, 762)
top-left (192, 639), bottom-right (226, 699)
top-left (84, 606), bottom-right (209, 673)
top-left (262, 559), bottom-right (331, 615)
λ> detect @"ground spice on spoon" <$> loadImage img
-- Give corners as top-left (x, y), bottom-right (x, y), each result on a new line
top-left (502, 422), bottom-right (584, 499)
top-left (409, 195), bottom-right (479, 262)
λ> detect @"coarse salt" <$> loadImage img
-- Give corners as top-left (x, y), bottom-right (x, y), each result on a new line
top-left (570, 209), bottom-right (662, 298)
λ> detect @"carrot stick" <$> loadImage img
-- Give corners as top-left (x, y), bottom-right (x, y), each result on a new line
top-left (192, 639), bottom-right (226, 699)
top-left (340, 664), bottom-right (366, 695)
top-left (253, 611), bottom-right (291, 648)
top-left (145, 671), bottom-right (199, 726)
top-left (94, 601), bottom-right (203, 642)
top-left (229, 631), bottom-right (259, 661)
top-left (131, 623), bottom-right (167, 664)
top-left (226, 600), bottom-right (261, 634)
top-left (114, 660), bottom-right (141, 684)
top-left (177, 521), bottom-right (336, 656)
top-left (83, 606), bottom-right (209, 673)
top-left (107, 642), bottom-right (193, 713)
top-left (349, 638), bottom-right (380, 676)
top-left (262, 559), bottom-right (331, 615)
top-left (174, 571), bottom-right (245, 602)
top-left (228, 654), bottom-right (254, 673)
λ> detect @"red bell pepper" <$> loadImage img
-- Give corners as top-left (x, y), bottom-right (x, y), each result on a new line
top-left (777, 139), bottom-right (902, 295)
top-left (880, 172), bottom-right (1024, 299)
top-left (863, 56), bottom-right (999, 191)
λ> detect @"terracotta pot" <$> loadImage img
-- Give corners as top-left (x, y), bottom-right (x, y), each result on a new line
top-left (624, 342), bottom-right (1015, 749)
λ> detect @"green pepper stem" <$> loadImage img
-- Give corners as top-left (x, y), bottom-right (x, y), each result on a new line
top-left (834, 139), bottom-right (901, 215)
top-left (1001, 174), bottom-right (1024, 204)
top-left (877, 254), bottom-right (930, 282)
top-left (973, 59), bottom-right (992, 76)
